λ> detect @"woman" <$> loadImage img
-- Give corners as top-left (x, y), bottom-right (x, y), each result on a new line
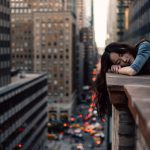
top-left (94, 40), bottom-right (150, 118)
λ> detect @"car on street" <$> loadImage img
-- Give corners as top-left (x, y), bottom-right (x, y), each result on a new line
top-left (76, 143), bottom-right (84, 150)
top-left (47, 133), bottom-right (59, 140)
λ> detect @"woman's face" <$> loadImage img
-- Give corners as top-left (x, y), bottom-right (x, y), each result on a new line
top-left (110, 52), bottom-right (134, 67)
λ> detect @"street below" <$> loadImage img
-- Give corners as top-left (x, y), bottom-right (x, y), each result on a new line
top-left (46, 94), bottom-right (106, 150)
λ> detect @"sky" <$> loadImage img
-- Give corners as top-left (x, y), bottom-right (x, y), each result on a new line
top-left (94, 0), bottom-right (109, 48)
top-left (86, 0), bottom-right (109, 48)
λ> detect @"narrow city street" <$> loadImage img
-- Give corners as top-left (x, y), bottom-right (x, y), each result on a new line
top-left (46, 99), bottom-right (106, 150)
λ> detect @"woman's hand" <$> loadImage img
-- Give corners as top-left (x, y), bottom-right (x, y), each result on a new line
top-left (118, 66), bottom-right (137, 76)
top-left (111, 65), bottom-right (121, 73)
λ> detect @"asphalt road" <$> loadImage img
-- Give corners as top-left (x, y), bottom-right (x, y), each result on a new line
top-left (45, 103), bottom-right (106, 150)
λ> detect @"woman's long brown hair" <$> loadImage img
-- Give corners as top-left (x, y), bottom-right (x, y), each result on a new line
top-left (93, 42), bottom-right (136, 119)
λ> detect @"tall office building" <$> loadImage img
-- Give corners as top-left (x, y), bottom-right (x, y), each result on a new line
top-left (75, 38), bottom-right (85, 103)
top-left (80, 27), bottom-right (95, 86)
top-left (116, 0), bottom-right (126, 41)
top-left (10, 0), bottom-right (67, 72)
top-left (0, 0), bottom-right (11, 87)
top-left (11, 2), bottom-right (33, 72)
top-left (106, 0), bottom-right (118, 44)
top-left (0, 1), bottom-right (48, 149)
top-left (76, 0), bottom-right (85, 29)
top-left (75, 0), bottom-right (86, 103)
top-left (0, 73), bottom-right (48, 150)
top-left (123, 0), bottom-right (150, 44)
top-left (11, 0), bottom-right (76, 120)
top-left (77, 0), bottom-right (97, 87)
top-left (106, 0), bottom-right (133, 43)
top-left (115, 0), bottom-right (131, 42)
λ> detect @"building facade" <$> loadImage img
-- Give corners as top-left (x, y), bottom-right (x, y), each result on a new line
top-left (106, 0), bottom-right (118, 44)
top-left (75, 0), bottom-right (86, 103)
top-left (116, 0), bottom-right (132, 42)
top-left (123, 0), bottom-right (150, 44)
top-left (63, 0), bottom-right (76, 14)
top-left (75, 41), bottom-right (85, 103)
top-left (0, 0), bottom-right (11, 87)
top-left (76, 0), bottom-right (85, 29)
top-left (11, 3), bottom-right (34, 72)
top-left (106, 0), bottom-right (133, 43)
top-left (10, 0), bottom-right (76, 120)
top-left (80, 27), bottom-right (96, 86)
top-left (33, 11), bottom-right (76, 120)
top-left (0, 73), bottom-right (48, 150)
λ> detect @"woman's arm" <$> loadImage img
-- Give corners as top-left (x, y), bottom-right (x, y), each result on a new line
top-left (111, 65), bottom-right (136, 76)
top-left (118, 66), bottom-right (137, 76)
top-left (130, 41), bottom-right (150, 73)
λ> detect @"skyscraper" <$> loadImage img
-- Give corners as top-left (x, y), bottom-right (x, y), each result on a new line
top-left (0, 0), bottom-right (11, 87)
top-left (80, 27), bottom-right (95, 86)
top-left (79, 0), bottom-right (97, 86)
top-left (11, 0), bottom-right (76, 119)
top-left (0, 1), bottom-right (48, 149)
top-left (123, 0), bottom-right (150, 43)
top-left (106, 0), bottom-right (118, 44)
top-left (116, 0), bottom-right (131, 41)
top-left (76, 0), bottom-right (86, 29)
top-left (0, 73), bottom-right (48, 150)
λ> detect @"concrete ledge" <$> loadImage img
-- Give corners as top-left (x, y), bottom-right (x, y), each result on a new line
top-left (124, 85), bottom-right (150, 148)
top-left (106, 73), bottom-right (150, 150)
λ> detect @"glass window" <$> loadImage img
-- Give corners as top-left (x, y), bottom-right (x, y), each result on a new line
top-left (54, 80), bottom-right (58, 85)
top-left (48, 23), bottom-right (51, 28)
top-left (48, 48), bottom-right (51, 53)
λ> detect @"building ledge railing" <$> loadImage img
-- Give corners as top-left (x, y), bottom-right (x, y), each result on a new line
top-left (106, 73), bottom-right (150, 150)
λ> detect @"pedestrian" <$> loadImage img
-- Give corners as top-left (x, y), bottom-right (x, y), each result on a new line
top-left (94, 39), bottom-right (150, 118)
